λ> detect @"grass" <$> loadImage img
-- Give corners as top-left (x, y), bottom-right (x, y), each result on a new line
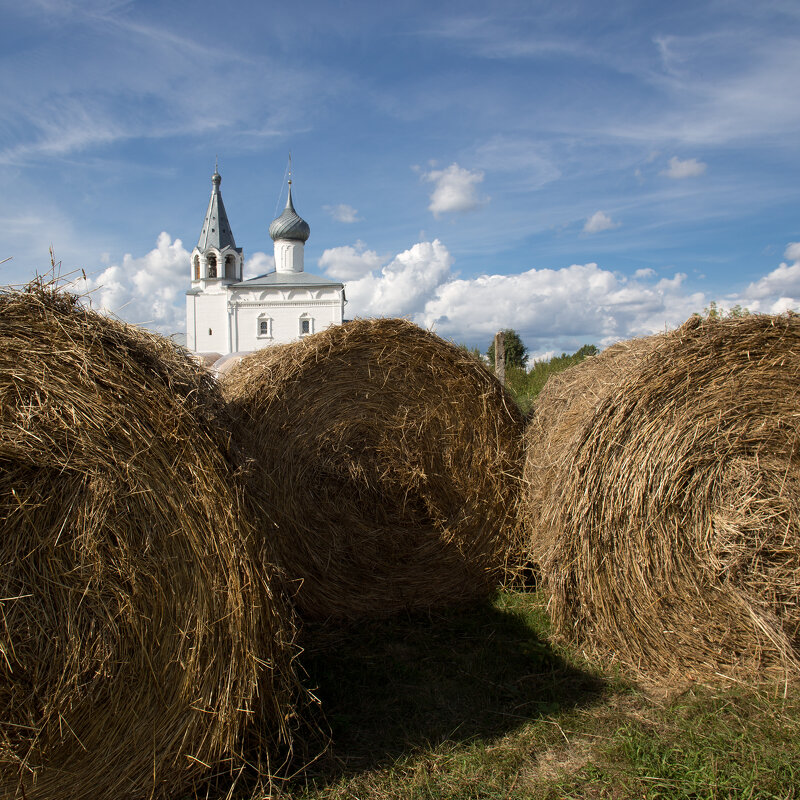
top-left (260, 590), bottom-right (800, 800)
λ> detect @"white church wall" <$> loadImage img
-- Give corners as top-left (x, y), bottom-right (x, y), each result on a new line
top-left (274, 240), bottom-right (304, 273)
top-left (229, 287), bottom-right (344, 351)
top-left (188, 289), bottom-right (230, 353)
top-left (187, 170), bottom-right (345, 357)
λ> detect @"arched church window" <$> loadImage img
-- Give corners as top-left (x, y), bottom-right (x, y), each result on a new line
top-left (258, 316), bottom-right (272, 338)
top-left (299, 315), bottom-right (313, 336)
top-left (225, 254), bottom-right (236, 279)
top-left (207, 253), bottom-right (217, 279)
top-left (193, 255), bottom-right (200, 280)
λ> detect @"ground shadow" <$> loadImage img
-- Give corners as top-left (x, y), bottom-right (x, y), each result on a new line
top-left (291, 592), bottom-right (607, 784)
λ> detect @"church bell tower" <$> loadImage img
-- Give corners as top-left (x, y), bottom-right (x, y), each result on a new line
top-left (190, 166), bottom-right (243, 287)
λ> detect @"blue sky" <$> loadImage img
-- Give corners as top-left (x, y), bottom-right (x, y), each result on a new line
top-left (2, 0), bottom-right (799, 357)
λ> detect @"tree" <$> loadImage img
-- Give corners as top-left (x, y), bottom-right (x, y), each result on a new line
top-left (574, 344), bottom-right (599, 359)
top-left (486, 329), bottom-right (528, 369)
top-left (702, 301), bottom-right (750, 319)
top-left (454, 342), bottom-right (485, 362)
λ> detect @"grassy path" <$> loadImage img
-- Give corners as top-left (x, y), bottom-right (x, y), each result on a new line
top-left (280, 590), bottom-right (800, 799)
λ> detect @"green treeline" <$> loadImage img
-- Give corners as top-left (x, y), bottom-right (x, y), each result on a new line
top-left (504, 343), bottom-right (598, 415)
top-left (457, 334), bottom-right (599, 416)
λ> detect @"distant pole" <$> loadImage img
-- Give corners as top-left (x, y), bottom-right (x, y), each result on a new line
top-left (494, 330), bottom-right (505, 385)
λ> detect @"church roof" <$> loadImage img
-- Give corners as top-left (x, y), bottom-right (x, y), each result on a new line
top-left (197, 168), bottom-right (239, 252)
top-left (233, 270), bottom-right (343, 289)
top-left (268, 183), bottom-right (311, 242)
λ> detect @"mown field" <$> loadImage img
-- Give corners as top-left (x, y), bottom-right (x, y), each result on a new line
top-left (278, 589), bottom-right (800, 800)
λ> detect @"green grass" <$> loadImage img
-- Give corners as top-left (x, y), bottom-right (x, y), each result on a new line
top-left (260, 590), bottom-right (800, 800)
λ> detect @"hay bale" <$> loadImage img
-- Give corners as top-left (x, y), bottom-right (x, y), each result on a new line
top-left (0, 285), bottom-right (301, 799)
top-left (221, 318), bottom-right (525, 620)
top-left (524, 314), bottom-right (800, 684)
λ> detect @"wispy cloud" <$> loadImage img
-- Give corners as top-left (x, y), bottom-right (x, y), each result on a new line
top-left (0, 0), bottom-right (329, 166)
top-left (471, 135), bottom-right (560, 190)
top-left (324, 204), bottom-right (361, 223)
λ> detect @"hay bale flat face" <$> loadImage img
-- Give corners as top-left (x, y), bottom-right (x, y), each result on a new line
top-left (0, 287), bottom-right (300, 800)
top-left (221, 318), bottom-right (525, 620)
top-left (524, 315), bottom-right (800, 685)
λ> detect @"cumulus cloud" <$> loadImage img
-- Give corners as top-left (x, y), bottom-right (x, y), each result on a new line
top-left (583, 211), bottom-right (620, 234)
top-left (784, 241), bottom-right (800, 261)
top-left (329, 237), bottom-right (797, 354)
top-left (661, 156), bottom-right (707, 178)
top-left (422, 163), bottom-right (486, 217)
top-left (323, 204), bottom-right (361, 223)
top-left (66, 234), bottom-right (800, 357)
top-left (418, 264), bottom-right (704, 349)
top-left (243, 251), bottom-right (275, 279)
top-left (344, 240), bottom-right (453, 318)
top-left (319, 241), bottom-right (382, 280)
top-left (327, 237), bottom-right (704, 352)
top-left (70, 232), bottom-right (189, 334)
top-left (729, 242), bottom-right (800, 314)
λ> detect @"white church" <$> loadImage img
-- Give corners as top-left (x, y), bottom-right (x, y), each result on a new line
top-left (185, 167), bottom-right (345, 358)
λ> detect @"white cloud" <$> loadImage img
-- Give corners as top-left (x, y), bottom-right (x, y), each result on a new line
top-left (345, 240), bottom-right (453, 318)
top-left (731, 245), bottom-right (800, 313)
top-left (418, 263), bottom-right (704, 350)
top-left (330, 237), bottom-right (705, 351)
top-left (423, 163), bottom-right (486, 217)
top-left (323, 204), bottom-right (361, 223)
top-left (319, 241), bottom-right (382, 281)
top-left (243, 251), bottom-right (274, 280)
top-left (61, 234), bottom-right (800, 357)
top-left (583, 211), bottom-right (620, 234)
top-left (328, 237), bottom-right (797, 352)
top-left (661, 156), bottom-right (707, 179)
top-left (784, 242), bottom-right (800, 262)
top-left (528, 349), bottom-right (557, 364)
top-left (70, 232), bottom-right (189, 335)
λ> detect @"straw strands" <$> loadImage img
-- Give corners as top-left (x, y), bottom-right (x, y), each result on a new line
top-left (221, 318), bottom-right (525, 620)
top-left (0, 285), bottom-right (301, 799)
top-left (524, 314), bottom-right (800, 684)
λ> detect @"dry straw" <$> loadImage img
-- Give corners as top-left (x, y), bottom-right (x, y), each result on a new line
top-left (524, 313), bottom-right (800, 685)
top-left (221, 318), bottom-right (525, 620)
top-left (0, 284), bottom-right (302, 799)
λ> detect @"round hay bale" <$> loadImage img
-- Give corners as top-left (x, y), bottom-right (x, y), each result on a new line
top-left (221, 318), bottom-right (525, 620)
top-left (0, 286), bottom-right (301, 799)
top-left (524, 314), bottom-right (800, 684)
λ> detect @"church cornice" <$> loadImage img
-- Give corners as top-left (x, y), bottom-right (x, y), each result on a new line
top-left (227, 299), bottom-right (340, 310)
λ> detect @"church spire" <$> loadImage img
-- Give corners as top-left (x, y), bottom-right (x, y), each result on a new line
top-left (191, 163), bottom-right (243, 285)
top-left (197, 165), bottom-right (237, 251)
